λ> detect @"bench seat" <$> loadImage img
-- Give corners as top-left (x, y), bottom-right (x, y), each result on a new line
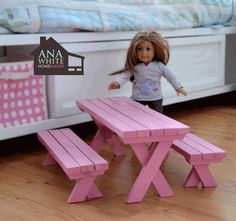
top-left (37, 128), bottom-right (108, 203)
top-left (172, 133), bottom-right (226, 187)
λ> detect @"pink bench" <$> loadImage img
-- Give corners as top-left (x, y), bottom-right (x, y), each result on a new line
top-left (172, 133), bottom-right (226, 187)
top-left (37, 128), bottom-right (108, 203)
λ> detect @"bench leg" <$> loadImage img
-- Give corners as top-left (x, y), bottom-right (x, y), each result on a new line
top-left (68, 177), bottom-right (102, 203)
top-left (87, 184), bottom-right (103, 199)
top-left (43, 153), bottom-right (57, 166)
top-left (184, 164), bottom-right (217, 188)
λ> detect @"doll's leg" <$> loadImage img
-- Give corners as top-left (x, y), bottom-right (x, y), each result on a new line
top-left (148, 99), bottom-right (163, 113)
top-left (133, 100), bottom-right (163, 113)
top-left (133, 100), bottom-right (148, 107)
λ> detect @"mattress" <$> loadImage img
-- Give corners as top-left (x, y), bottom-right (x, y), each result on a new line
top-left (0, 0), bottom-right (235, 34)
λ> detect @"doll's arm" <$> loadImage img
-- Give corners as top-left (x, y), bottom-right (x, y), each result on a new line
top-left (108, 70), bottom-right (131, 90)
top-left (176, 87), bottom-right (187, 96)
top-left (161, 64), bottom-right (182, 89)
top-left (161, 63), bottom-right (187, 95)
top-left (108, 81), bottom-right (120, 90)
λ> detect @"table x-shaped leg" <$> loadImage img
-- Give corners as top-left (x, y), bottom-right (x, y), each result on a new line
top-left (126, 141), bottom-right (174, 203)
top-left (90, 120), bottom-right (125, 156)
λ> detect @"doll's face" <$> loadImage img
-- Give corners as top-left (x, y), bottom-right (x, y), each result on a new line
top-left (136, 41), bottom-right (155, 65)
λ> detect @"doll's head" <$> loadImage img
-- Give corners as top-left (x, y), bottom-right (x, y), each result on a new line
top-left (110, 31), bottom-right (169, 75)
top-left (125, 31), bottom-right (169, 74)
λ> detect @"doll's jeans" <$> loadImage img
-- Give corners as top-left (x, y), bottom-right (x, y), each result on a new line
top-left (134, 99), bottom-right (163, 113)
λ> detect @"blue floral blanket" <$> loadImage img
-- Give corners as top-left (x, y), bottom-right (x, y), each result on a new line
top-left (0, 0), bottom-right (235, 34)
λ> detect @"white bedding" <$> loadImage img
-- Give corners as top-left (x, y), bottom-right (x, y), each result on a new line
top-left (0, 0), bottom-right (235, 33)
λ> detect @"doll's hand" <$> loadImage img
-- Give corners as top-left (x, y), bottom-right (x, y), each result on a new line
top-left (108, 81), bottom-right (120, 90)
top-left (176, 87), bottom-right (188, 96)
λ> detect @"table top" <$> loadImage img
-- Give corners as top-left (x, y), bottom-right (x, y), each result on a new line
top-left (76, 96), bottom-right (190, 140)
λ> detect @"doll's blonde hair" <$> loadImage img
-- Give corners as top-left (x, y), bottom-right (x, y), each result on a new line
top-left (110, 31), bottom-right (169, 75)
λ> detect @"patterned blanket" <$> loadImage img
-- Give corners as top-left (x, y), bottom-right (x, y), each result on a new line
top-left (0, 0), bottom-right (235, 34)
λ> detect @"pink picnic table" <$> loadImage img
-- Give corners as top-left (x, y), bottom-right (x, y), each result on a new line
top-left (76, 96), bottom-right (190, 203)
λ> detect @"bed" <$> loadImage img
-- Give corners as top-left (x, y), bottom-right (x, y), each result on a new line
top-left (0, 0), bottom-right (236, 33)
top-left (1, 0), bottom-right (236, 140)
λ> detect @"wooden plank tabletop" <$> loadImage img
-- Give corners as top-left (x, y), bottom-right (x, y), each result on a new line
top-left (76, 97), bottom-right (190, 139)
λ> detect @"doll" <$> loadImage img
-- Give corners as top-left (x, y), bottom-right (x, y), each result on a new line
top-left (108, 31), bottom-right (187, 113)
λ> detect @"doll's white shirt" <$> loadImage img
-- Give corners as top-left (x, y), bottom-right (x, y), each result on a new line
top-left (115, 61), bottom-right (182, 101)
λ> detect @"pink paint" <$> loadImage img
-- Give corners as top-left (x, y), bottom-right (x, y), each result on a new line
top-left (0, 61), bottom-right (47, 127)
